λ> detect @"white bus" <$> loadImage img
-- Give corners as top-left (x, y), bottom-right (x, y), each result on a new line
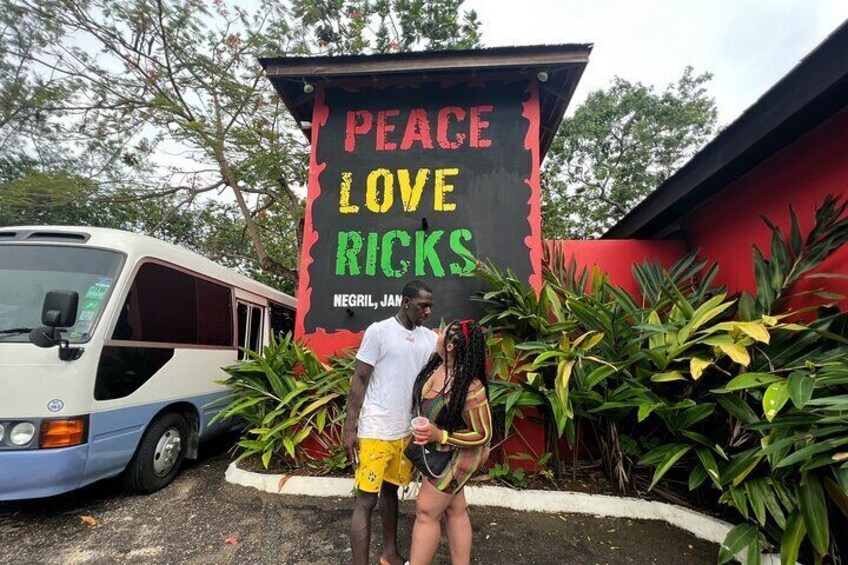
top-left (0, 226), bottom-right (296, 500)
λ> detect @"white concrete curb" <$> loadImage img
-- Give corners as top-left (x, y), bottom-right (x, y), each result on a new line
top-left (225, 462), bottom-right (784, 565)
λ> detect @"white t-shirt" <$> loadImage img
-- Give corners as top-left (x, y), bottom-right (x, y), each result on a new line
top-left (355, 317), bottom-right (438, 441)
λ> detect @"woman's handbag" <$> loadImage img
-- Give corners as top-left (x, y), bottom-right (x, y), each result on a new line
top-left (404, 438), bottom-right (452, 479)
top-left (404, 393), bottom-right (452, 479)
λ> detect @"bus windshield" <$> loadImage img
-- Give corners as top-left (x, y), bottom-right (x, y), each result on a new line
top-left (0, 245), bottom-right (124, 343)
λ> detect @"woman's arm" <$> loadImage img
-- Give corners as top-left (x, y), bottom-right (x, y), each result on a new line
top-left (442, 385), bottom-right (492, 448)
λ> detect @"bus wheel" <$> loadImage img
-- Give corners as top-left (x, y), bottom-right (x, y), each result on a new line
top-left (125, 412), bottom-right (190, 494)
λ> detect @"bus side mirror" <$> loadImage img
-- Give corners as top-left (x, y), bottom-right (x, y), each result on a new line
top-left (42, 290), bottom-right (79, 327)
top-left (29, 290), bottom-right (84, 361)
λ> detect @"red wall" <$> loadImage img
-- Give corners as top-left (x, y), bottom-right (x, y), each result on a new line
top-left (548, 239), bottom-right (687, 297)
top-left (685, 108), bottom-right (848, 311)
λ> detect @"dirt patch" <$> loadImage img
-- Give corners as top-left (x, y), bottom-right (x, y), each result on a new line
top-left (0, 443), bottom-right (719, 564)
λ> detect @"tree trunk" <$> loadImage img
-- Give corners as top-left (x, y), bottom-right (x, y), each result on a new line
top-left (216, 152), bottom-right (299, 287)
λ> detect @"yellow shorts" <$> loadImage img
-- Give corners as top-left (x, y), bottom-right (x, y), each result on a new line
top-left (354, 437), bottom-right (413, 493)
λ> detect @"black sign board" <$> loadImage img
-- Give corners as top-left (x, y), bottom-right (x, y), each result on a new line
top-left (295, 77), bottom-right (542, 337)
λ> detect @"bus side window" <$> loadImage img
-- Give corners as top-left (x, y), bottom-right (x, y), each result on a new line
top-left (236, 302), bottom-right (263, 360)
top-left (236, 303), bottom-right (248, 360)
top-left (248, 305), bottom-right (263, 353)
top-left (197, 278), bottom-right (232, 346)
top-left (113, 263), bottom-right (197, 344)
top-left (270, 301), bottom-right (295, 340)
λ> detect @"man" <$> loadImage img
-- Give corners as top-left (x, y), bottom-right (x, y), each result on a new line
top-left (344, 280), bottom-right (438, 565)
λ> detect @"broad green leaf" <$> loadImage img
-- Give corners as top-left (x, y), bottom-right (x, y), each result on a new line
top-left (689, 464), bottom-right (708, 491)
top-left (649, 445), bottom-right (691, 490)
top-left (760, 484), bottom-right (787, 530)
top-left (799, 474), bottom-right (829, 556)
top-left (776, 437), bottom-right (848, 469)
top-left (695, 448), bottom-right (721, 487)
top-left (728, 485), bottom-right (749, 518)
top-left (780, 510), bottom-right (806, 565)
top-left (788, 371), bottom-right (815, 409)
top-left (292, 426), bottom-right (312, 446)
top-left (722, 372), bottom-right (782, 392)
top-left (716, 395), bottom-right (760, 426)
top-left (679, 294), bottom-right (732, 343)
top-left (532, 349), bottom-right (569, 366)
top-left (718, 523), bottom-right (758, 564)
top-left (676, 404), bottom-right (715, 430)
top-left (763, 381), bottom-right (790, 421)
top-left (282, 437), bottom-right (296, 458)
top-left (637, 402), bottom-right (657, 422)
top-left (261, 449), bottom-right (273, 469)
top-left (584, 365), bottom-right (617, 389)
top-left (745, 480), bottom-right (767, 525)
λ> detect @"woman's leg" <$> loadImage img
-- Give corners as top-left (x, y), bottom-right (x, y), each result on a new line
top-left (445, 487), bottom-right (472, 565)
top-left (409, 479), bottom-right (453, 565)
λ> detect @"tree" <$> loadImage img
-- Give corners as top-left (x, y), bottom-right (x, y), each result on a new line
top-left (542, 67), bottom-right (718, 240)
top-left (0, 0), bottom-right (481, 288)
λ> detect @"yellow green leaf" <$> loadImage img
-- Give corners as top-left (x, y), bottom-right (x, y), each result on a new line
top-left (735, 322), bottom-right (771, 344)
top-left (651, 371), bottom-right (686, 383)
top-left (690, 357), bottom-right (712, 380)
top-left (718, 343), bottom-right (750, 366)
top-left (556, 359), bottom-right (575, 419)
top-left (647, 311), bottom-right (663, 350)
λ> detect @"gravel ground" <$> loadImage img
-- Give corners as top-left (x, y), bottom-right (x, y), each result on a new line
top-left (0, 440), bottom-right (719, 564)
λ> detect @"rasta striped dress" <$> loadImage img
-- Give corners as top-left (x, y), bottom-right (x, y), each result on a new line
top-left (420, 377), bottom-right (492, 494)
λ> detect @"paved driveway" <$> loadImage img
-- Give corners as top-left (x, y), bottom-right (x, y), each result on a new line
top-left (0, 440), bottom-right (718, 564)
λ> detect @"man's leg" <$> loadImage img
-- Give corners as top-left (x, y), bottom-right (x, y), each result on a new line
top-left (351, 490), bottom-right (379, 565)
top-left (379, 482), bottom-right (403, 565)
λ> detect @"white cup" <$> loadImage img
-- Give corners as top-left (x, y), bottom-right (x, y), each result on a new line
top-left (411, 416), bottom-right (429, 445)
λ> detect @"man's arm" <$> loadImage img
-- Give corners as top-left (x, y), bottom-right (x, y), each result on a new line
top-left (343, 360), bottom-right (374, 464)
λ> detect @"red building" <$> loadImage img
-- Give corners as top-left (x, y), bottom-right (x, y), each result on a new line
top-left (568, 21), bottom-right (848, 304)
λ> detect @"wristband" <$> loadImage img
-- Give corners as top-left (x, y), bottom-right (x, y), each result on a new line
top-left (441, 430), bottom-right (449, 445)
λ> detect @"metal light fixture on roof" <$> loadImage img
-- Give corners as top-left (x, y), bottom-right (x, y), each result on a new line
top-left (303, 82), bottom-right (314, 94)
top-left (537, 71), bottom-right (549, 82)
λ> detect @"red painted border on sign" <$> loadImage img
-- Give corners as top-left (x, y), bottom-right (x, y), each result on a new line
top-left (293, 87), bottom-right (328, 339)
top-left (522, 78), bottom-right (543, 294)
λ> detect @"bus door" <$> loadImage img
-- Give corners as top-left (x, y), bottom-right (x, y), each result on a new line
top-left (235, 294), bottom-right (266, 359)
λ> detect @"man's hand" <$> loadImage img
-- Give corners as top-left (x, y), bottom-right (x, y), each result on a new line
top-left (344, 425), bottom-right (359, 466)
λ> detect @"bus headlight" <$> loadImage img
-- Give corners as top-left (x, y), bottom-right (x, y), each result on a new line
top-left (0, 423), bottom-right (4, 442)
top-left (10, 422), bottom-right (36, 446)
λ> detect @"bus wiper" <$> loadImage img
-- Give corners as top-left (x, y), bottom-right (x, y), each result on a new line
top-left (0, 327), bottom-right (33, 336)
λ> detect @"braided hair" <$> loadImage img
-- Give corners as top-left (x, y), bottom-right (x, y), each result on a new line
top-left (412, 320), bottom-right (489, 433)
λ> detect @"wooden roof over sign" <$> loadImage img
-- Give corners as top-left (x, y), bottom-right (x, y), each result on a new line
top-left (260, 44), bottom-right (593, 160)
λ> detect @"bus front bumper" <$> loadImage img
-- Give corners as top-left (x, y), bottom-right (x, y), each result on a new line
top-left (0, 445), bottom-right (88, 501)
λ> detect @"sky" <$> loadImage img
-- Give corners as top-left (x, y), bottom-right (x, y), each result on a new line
top-left (464, 0), bottom-right (848, 124)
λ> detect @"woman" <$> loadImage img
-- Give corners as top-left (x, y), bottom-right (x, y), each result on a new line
top-left (408, 320), bottom-right (492, 565)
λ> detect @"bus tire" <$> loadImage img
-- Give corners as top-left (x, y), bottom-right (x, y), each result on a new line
top-left (124, 411), bottom-right (189, 494)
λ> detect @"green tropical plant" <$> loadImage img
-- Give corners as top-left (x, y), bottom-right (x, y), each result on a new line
top-left (211, 332), bottom-right (349, 470)
top-left (475, 194), bottom-right (848, 563)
